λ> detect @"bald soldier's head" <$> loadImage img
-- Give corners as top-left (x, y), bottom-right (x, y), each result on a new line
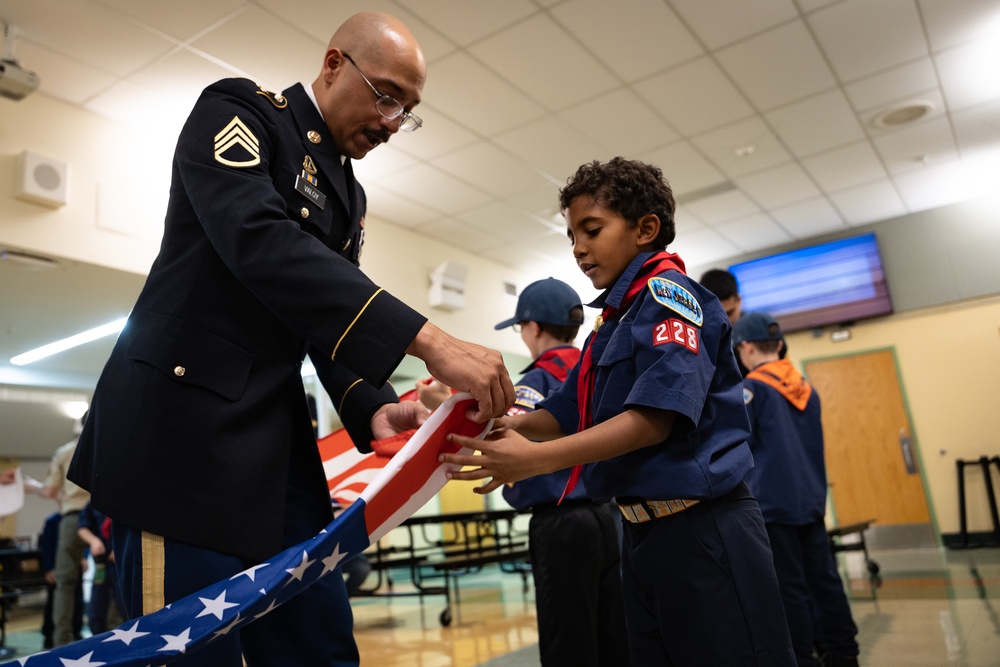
top-left (313, 12), bottom-right (426, 160)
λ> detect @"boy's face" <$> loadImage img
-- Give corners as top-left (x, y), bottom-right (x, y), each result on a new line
top-left (565, 195), bottom-right (647, 290)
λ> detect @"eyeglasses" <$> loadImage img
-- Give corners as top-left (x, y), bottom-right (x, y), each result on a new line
top-left (512, 322), bottom-right (527, 333)
top-left (342, 53), bottom-right (423, 133)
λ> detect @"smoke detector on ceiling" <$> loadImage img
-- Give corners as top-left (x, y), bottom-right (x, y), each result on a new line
top-left (871, 101), bottom-right (933, 129)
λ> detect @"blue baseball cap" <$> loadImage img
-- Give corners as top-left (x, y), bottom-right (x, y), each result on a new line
top-left (732, 311), bottom-right (783, 345)
top-left (495, 278), bottom-right (585, 330)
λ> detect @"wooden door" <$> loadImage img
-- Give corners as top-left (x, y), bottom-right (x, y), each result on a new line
top-left (804, 349), bottom-right (930, 526)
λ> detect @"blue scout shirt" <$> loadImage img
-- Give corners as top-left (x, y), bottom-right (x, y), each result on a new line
top-left (501, 346), bottom-right (589, 510)
top-left (742, 359), bottom-right (827, 524)
top-left (539, 252), bottom-right (753, 502)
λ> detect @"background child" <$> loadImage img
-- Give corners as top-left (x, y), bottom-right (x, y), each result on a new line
top-left (494, 277), bottom-right (628, 667)
top-left (734, 312), bottom-right (860, 667)
top-left (444, 157), bottom-right (795, 665)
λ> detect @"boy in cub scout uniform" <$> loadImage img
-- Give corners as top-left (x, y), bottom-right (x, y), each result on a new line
top-left (68, 12), bottom-right (513, 667)
top-left (734, 313), bottom-right (860, 667)
top-left (494, 278), bottom-right (629, 667)
top-left (444, 157), bottom-right (795, 665)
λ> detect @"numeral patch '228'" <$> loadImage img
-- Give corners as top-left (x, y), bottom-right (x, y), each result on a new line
top-left (653, 318), bottom-right (699, 354)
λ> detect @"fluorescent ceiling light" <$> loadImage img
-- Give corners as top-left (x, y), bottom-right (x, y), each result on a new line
top-left (10, 317), bottom-right (128, 365)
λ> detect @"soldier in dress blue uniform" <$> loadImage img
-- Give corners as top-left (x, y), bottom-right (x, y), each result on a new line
top-left (68, 12), bottom-right (513, 667)
top-left (444, 158), bottom-right (796, 665)
top-left (494, 278), bottom-right (629, 667)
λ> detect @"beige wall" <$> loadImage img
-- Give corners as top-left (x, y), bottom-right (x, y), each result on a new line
top-left (785, 295), bottom-right (1000, 538)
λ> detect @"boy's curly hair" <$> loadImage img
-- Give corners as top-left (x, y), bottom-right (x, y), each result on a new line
top-left (558, 157), bottom-right (676, 248)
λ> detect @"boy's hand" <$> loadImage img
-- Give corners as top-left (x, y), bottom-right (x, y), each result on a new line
top-left (440, 427), bottom-right (547, 494)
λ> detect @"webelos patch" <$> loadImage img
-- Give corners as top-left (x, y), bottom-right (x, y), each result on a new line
top-left (647, 278), bottom-right (704, 326)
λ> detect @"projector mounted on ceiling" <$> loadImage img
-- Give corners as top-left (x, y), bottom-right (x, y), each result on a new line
top-left (0, 22), bottom-right (39, 101)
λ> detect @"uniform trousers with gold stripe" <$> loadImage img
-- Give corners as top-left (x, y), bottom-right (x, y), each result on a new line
top-left (111, 478), bottom-right (357, 667)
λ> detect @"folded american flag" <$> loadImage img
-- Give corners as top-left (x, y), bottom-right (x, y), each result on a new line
top-left (16, 394), bottom-right (488, 666)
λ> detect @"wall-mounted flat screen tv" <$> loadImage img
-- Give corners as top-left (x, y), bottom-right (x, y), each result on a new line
top-left (727, 232), bottom-right (893, 333)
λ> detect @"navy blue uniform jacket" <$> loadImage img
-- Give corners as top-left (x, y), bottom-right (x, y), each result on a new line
top-left (68, 79), bottom-right (427, 561)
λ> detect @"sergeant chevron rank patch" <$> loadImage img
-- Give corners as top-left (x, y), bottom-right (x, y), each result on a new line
top-left (214, 116), bottom-right (260, 168)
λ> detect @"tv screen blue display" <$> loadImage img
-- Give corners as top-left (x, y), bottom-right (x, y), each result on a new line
top-left (727, 233), bottom-right (893, 333)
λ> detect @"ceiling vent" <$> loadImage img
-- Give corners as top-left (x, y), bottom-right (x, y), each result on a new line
top-left (871, 101), bottom-right (933, 129)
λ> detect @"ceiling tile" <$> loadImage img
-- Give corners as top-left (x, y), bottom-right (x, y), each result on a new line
top-left (809, 0), bottom-right (927, 83)
top-left (419, 51), bottom-right (546, 136)
top-left (434, 142), bottom-right (550, 198)
top-left (934, 38), bottom-right (1000, 112)
top-left (801, 142), bottom-right (889, 193)
top-left (918, 0), bottom-right (1000, 51)
top-left (387, 164), bottom-right (492, 214)
top-left (684, 189), bottom-right (761, 224)
top-left (456, 201), bottom-right (553, 239)
top-left (7, 0), bottom-right (175, 77)
top-left (765, 89), bottom-right (865, 157)
top-left (504, 185), bottom-right (565, 226)
top-left (673, 206), bottom-right (708, 234)
top-left (873, 117), bottom-right (959, 174)
top-left (769, 197), bottom-right (847, 238)
top-left (552, 0), bottom-right (702, 81)
top-left (561, 88), bottom-right (680, 156)
top-left (414, 217), bottom-right (504, 253)
top-left (736, 162), bottom-right (822, 208)
top-left (128, 47), bottom-right (243, 112)
top-left (493, 117), bottom-right (611, 183)
top-left (394, 0), bottom-right (537, 46)
top-left (668, 0), bottom-right (799, 50)
top-left (716, 21), bottom-right (836, 110)
top-left (637, 141), bottom-right (728, 198)
top-left (633, 56), bottom-right (755, 136)
top-left (715, 213), bottom-right (793, 252)
top-left (191, 5), bottom-right (322, 91)
top-left (828, 181), bottom-right (907, 226)
top-left (15, 41), bottom-right (118, 105)
top-left (951, 100), bottom-right (1000, 155)
top-left (691, 117), bottom-right (792, 178)
top-left (254, 0), bottom-right (456, 62)
top-left (468, 14), bottom-right (619, 111)
top-left (351, 144), bottom-right (419, 182)
top-left (893, 161), bottom-right (978, 213)
top-left (360, 184), bottom-right (440, 228)
top-left (386, 106), bottom-right (480, 160)
top-left (95, 0), bottom-right (248, 42)
top-left (671, 227), bottom-right (741, 268)
top-left (843, 58), bottom-right (939, 113)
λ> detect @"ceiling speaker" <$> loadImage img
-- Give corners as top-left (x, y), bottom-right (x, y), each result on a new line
top-left (14, 150), bottom-right (69, 208)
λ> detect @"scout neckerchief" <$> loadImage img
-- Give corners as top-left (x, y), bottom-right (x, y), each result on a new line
top-left (558, 250), bottom-right (687, 503)
top-left (532, 346), bottom-right (581, 383)
top-left (747, 358), bottom-right (812, 411)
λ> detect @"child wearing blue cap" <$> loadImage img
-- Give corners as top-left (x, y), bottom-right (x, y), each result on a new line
top-left (495, 277), bottom-right (629, 667)
top-left (734, 312), bottom-right (860, 667)
top-left (444, 157), bottom-right (795, 665)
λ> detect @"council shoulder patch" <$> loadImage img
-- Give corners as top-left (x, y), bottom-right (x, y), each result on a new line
top-left (647, 277), bottom-right (704, 326)
top-left (743, 387), bottom-right (754, 405)
top-left (214, 116), bottom-right (260, 168)
top-left (513, 385), bottom-right (545, 411)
